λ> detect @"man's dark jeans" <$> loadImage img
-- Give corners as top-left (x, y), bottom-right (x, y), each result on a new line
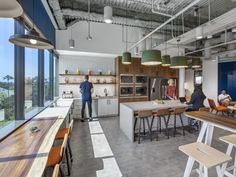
top-left (81, 99), bottom-right (92, 118)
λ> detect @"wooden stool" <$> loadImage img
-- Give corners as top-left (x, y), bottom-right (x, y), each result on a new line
top-left (179, 142), bottom-right (231, 177)
top-left (151, 109), bottom-right (170, 140)
top-left (52, 164), bottom-right (60, 177)
top-left (46, 133), bottom-right (69, 177)
top-left (220, 134), bottom-right (236, 177)
top-left (167, 107), bottom-right (185, 137)
top-left (134, 110), bottom-right (153, 144)
top-left (55, 119), bottom-right (74, 163)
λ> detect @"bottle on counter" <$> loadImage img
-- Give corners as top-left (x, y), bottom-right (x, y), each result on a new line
top-left (107, 70), bottom-right (112, 75)
top-left (88, 69), bottom-right (92, 75)
top-left (98, 69), bottom-right (102, 75)
top-left (76, 69), bottom-right (80, 75)
top-left (65, 69), bottom-right (69, 74)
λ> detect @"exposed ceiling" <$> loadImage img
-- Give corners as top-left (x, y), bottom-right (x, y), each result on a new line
top-left (48, 0), bottom-right (236, 40)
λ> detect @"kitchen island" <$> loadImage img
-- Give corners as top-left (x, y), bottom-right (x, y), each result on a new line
top-left (120, 100), bottom-right (189, 142)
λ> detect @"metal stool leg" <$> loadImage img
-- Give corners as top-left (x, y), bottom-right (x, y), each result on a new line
top-left (159, 117), bottom-right (162, 133)
top-left (174, 115), bottom-right (177, 137)
top-left (145, 117), bottom-right (152, 141)
top-left (65, 147), bottom-right (71, 176)
top-left (179, 114), bottom-right (185, 136)
top-left (68, 138), bottom-right (73, 163)
top-left (138, 118), bottom-right (141, 144)
top-left (143, 118), bottom-right (146, 135)
top-left (134, 118), bottom-right (137, 141)
top-left (59, 164), bottom-right (65, 177)
top-left (163, 116), bottom-right (169, 139)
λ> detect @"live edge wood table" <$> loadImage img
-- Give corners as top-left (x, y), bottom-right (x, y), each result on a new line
top-left (182, 111), bottom-right (236, 177)
top-left (0, 106), bottom-right (72, 177)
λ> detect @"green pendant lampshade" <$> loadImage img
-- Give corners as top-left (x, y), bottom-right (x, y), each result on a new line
top-left (141, 50), bottom-right (162, 65)
top-left (170, 56), bottom-right (188, 69)
top-left (122, 52), bottom-right (131, 64)
top-left (192, 58), bottom-right (201, 68)
top-left (162, 55), bottom-right (171, 66)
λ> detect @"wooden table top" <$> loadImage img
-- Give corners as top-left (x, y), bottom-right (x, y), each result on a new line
top-left (184, 111), bottom-right (236, 133)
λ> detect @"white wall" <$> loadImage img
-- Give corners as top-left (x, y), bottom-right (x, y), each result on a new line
top-left (202, 59), bottom-right (218, 106)
top-left (185, 69), bottom-right (194, 97)
top-left (59, 55), bottom-right (116, 98)
top-left (56, 21), bottom-right (140, 55)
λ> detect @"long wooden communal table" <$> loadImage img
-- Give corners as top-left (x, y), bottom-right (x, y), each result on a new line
top-left (0, 105), bottom-right (72, 177)
top-left (182, 111), bottom-right (236, 177)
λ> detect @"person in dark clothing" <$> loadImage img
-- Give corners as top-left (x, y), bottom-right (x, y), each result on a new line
top-left (187, 85), bottom-right (206, 111)
top-left (80, 75), bottom-right (93, 122)
top-left (186, 85), bottom-right (206, 127)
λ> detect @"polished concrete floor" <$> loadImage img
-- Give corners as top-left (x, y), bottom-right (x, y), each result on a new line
top-left (68, 117), bottom-right (233, 177)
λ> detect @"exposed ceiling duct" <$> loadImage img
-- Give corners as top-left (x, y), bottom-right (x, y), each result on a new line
top-left (48, 0), bottom-right (66, 29)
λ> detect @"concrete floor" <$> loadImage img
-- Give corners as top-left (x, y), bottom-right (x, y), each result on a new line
top-left (67, 117), bottom-right (233, 177)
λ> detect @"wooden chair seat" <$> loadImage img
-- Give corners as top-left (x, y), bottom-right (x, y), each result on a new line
top-left (220, 134), bottom-right (236, 146)
top-left (199, 107), bottom-right (210, 112)
top-left (56, 128), bottom-right (68, 139)
top-left (179, 142), bottom-right (231, 168)
top-left (216, 106), bottom-right (228, 112)
top-left (153, 109), bottom-right (170, 117)
top-left (47, 146), bottom-right (62, 167)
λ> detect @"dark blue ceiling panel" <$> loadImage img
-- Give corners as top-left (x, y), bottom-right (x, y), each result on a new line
top-left (19, 0), bottom-right (56, 46)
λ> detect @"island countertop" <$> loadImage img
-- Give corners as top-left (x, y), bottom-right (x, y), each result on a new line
top-left (122, 100), bottom-right (188, 112)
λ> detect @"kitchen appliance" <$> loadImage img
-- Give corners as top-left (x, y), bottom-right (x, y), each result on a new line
top-left (149, 77), bottom-right (177, 100)
top-left (120, 74), bottom-right (133, 84)
top-left (120, 86), bottom-right (134, 97)
top-left (135, 86), bottom-right (148, 96)
top-left (135, 75), bottom-right (148, 84)
top-left (62, 91), bottom-right (73, 98)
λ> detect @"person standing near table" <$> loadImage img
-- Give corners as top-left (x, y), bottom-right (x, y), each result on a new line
top-left (80, 75), bottom-right (93, 122)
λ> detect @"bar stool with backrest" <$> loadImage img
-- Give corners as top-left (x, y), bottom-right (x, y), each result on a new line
top-left (151, 109), bottom-right (170, 140)
top-left (134, 110), bottom-right (153, 144)
top-left (46, 133), bottom-right (69, 177)
top-left (219, 134), bottom-right (236, 177)
top-left (167, 107), bottom-right (185, 137)
top-left (55, 119), bottom-right (74, 163)
top-left (208, 98), bottom-right (229, 114)
top-left (52, 164), bottom-right (60, 177)
top-left (179, 142), bottom-right (232, 177)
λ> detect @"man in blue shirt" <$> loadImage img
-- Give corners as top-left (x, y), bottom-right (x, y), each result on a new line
top-left (80, 75), bottom-right (93, 122)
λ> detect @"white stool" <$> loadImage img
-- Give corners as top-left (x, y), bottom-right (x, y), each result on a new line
top-left (179, 142), bottom-right (232, 177)
top-left (220, 134), bottom-right (236, 177)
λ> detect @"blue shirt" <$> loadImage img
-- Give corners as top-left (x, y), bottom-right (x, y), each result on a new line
top-left (187, 91), bottom-right (206, 111)
top-left (80, 81), bottom-right (93, 101)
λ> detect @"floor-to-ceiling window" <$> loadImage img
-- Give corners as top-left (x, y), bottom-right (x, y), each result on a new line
top-left (0, 19), bottom-right (15, 128)
top-left (25, 48), bottom-right (38, 113)
top-left (44, 50), bottom-right (50, 102)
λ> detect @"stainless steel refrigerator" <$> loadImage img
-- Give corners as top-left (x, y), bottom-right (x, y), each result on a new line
top-left (149, 77), bottom-right (173, 100)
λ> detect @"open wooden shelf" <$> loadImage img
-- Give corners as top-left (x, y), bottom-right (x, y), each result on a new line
top-left (59, 74), bottom-right (116, 77)
top-left (59, 83), bottom-right (116, 85)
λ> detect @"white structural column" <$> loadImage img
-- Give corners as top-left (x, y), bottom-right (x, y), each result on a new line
top-left (179, 68), bottom-right (185, 97)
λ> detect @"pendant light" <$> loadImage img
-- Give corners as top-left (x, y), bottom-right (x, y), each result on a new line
top-left (162, 27), bottom-right (170, 67)
top-left (122, 0), bottom-right (131, 65)
top-left (192, 58), bottom-right (201, 68)
top-left (142, 50), bottom-right (162, 65)
top-left (9, 0), bottom-right (53, 49)
top-left (69, 29), bottom-right (75, 48)
top-left (170, 43), bottom-right (188, 69)
top-left (86, 0), bottom-right (92, 40)
top-left (196, 7), bottom-right (203, 40)
top-left (0, 0), bottom-right (23, 18)
top-left (170, 56), bottom-right (188, 69)
top-left (141, 13), bottom-right (162, 66)
top-left (104, 6), bottom-right (113, 24)
top-left (162, 55), bottom-right (171, 66)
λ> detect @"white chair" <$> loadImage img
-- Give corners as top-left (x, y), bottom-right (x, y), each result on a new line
top-left (220, 134), bottom-right (236, 177)
top-left (179, 142), bottom-right (231, 177)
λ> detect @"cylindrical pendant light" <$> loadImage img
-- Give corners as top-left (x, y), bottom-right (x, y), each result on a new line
top-left (196, 26), bottom-right (203, 40)
top-left (122, 52), bottom-right (131, 64)
top-left (192, 58), bottom-right (201, 68)
top-left (9, 28), bottom-right (54, 49)
top-left (170, 56), bottom-right (188, 69)
top-left (69, 39), bottom-right (75, 48)
top-left (141, 50), bottom-right (162, 65)
top-left (162, 55), bottom-right (171, 66)
top-left (104, 6), bottom-right (113, 24)
top-left (0, 0), bottom-right (23, 18)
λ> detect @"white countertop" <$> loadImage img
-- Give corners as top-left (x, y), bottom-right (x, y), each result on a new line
top-left (54, 100), bottom-right (74, 107)
top-left (34, 107), bottom-right (71, 119)
top-left (122, 100), bottom-right (188, 111)
top-left (58, 96), bottom-right (118, 101)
